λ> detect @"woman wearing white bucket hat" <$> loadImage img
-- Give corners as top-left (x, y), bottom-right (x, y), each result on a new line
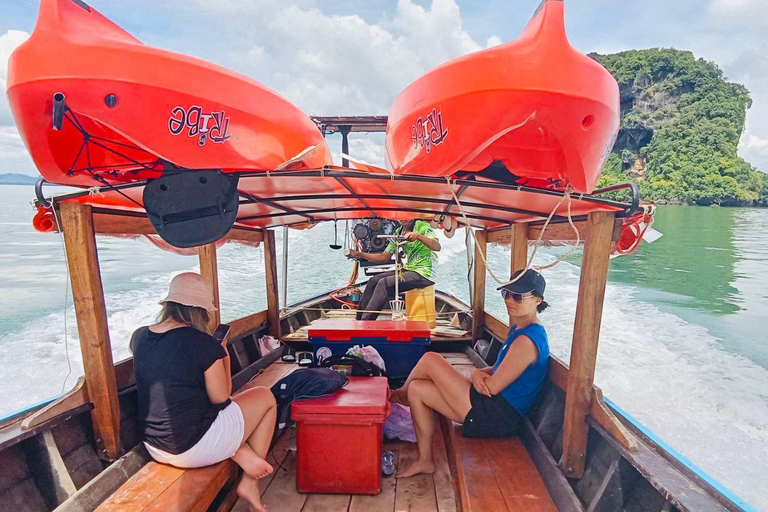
top-left (130, 272), bottom-right (275, 512)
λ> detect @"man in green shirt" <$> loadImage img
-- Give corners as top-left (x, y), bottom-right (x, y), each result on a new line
top-left (346, 219), bottom-right (441, 320)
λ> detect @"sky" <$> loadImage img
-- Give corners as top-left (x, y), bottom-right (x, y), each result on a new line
top-left (1, 0), bottom-right (767, 176)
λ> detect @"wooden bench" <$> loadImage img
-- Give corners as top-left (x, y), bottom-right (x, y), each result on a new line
top-left (95, 362), bottom-right (297, 512)
top-left (442, 355), bottom-right (558, 512)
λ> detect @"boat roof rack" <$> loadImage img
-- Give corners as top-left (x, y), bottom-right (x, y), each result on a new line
top-left (312, 116), bottom-right (388, 134)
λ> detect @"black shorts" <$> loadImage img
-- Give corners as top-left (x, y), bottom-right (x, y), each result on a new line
top-left (461, 387), bottom-right (523, 438)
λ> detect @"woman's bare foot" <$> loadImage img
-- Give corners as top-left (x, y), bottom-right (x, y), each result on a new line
top-left (236, 474), bottom-right (268, 512)
top-left (389, 388), bottom-right (409, 406)
top-left (396, 459), bottom-right (436, 478)
top-left (238, 453), bottom-right (273, 479)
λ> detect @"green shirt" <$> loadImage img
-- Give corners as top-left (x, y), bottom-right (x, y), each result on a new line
top-left (385, 220), bottom-right (438, 280)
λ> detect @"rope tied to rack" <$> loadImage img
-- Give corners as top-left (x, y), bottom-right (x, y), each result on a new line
top-left (444, 177), bottom-right (582, 286)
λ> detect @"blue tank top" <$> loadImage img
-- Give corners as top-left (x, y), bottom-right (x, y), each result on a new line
top-left (492, 323), bottom-right (549, 415)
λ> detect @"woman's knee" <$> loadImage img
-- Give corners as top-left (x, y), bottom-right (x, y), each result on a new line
top-left (407, 379), bottom-right (430, 401)
top-left (235, 386), bottom-right (275, 409)
top-left (420, 351), bottom-right (445, 369)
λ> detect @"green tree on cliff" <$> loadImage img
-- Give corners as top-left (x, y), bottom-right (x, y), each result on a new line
top-left (591, 48), bottom-right (765, 206)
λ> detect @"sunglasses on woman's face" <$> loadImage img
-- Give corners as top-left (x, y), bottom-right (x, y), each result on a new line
top-left (501, 289), bottom-right (535, 303)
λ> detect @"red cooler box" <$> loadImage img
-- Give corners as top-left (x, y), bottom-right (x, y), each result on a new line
top-left (291, 377), bottom-right (390, 494)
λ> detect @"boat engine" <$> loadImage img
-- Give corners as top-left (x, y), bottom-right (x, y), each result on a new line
top-left (350, 218), bottom-right (400, 265)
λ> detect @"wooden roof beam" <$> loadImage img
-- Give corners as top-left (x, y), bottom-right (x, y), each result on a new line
top-left (487, 218), bottom-right (622, 244)
top-left (85, 210), bottom-right (264, 244)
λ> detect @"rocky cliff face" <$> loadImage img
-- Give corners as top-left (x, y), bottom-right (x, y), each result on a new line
top-left (591, 49), bottom-right (766, 206)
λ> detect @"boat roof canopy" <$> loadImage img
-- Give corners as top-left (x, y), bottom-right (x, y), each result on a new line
top-left (45, 165), bottom-right (636, 236)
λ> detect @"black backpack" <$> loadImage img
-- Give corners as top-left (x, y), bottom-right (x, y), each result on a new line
top-left (319, 354), bottom-right (387, 377)
top-left (270, 368), bottom-right (349, 439)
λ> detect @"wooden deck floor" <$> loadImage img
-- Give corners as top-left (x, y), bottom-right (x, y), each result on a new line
top-left (232, 427), bottom-right (458, 512)
top-left (230, 353), bottom-right (555, 512)
top-left (231, 354), bottom-right (476, 512)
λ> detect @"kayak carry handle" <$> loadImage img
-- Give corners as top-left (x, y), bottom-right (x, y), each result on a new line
top-left (52, 93), bottom-right (66, 131)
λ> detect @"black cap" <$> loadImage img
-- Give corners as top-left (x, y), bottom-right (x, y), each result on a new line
top-left (497, 269), bottom-right (546, 296)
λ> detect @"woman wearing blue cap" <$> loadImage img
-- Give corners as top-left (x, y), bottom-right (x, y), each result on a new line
top-left (391, 269), bottom-right (550, 478)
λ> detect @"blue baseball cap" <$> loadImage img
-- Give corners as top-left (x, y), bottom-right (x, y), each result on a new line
top-left (497, 269), bottom-right (546, 296)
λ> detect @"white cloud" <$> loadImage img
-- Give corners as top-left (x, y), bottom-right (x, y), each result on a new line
top-left (486, 35), bottom-right (502, 48)
top-left (1, 30), bottom-right (31, 126)
top-left (0, 126), bottom-right (36, 175)
top-left (194, 0), bottom-right (484, 115)
top-left (725, 45), bottom-right (768, 172)
top-left (707, 0), bottom-right (768, 29)
top-left (1, 30), bottom-right (35, 176)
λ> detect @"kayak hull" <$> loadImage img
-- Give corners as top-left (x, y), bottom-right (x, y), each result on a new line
top-left (7, 0), bottom-right (331, 187)
top-left (385, 0), bottom-right (620, 194)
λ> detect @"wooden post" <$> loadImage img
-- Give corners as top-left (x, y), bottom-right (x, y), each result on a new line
top-left (510, 223), bottom-right (528, 275)
top-left (471, 229), bottom-right (488, 342)
top-left (263, 229), bottom-right (280, 338)
top-left (198, 243), bottom-right (221, 329)
top-left (561, 210), bottom-right (615, 478)
top-left (59, 202), bottom-right (121, 461)
top-left (510, 223), bottom-right (529, 328)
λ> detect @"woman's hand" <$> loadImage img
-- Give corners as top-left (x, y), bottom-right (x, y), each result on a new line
top-left (471, 369), bottom-right (492, 397)
top-left (403, 231), bottom-right (421, 242)
top-left (346, 249), bottom-right (360, 259)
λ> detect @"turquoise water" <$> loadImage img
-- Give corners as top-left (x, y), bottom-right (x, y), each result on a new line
top-left (0, 184), bottom-right (766, 509)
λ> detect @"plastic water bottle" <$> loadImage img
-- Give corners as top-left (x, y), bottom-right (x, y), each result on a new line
top-left (382, 450), bottom-right (396, 476)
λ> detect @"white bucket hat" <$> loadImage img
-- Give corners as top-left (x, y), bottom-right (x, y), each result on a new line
top-left (160, 272), bottom-right (217, 311)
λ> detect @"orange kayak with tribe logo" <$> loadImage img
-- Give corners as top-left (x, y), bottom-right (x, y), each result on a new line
top-left (7, 0), bottom-right (331, 188)
top-left (385, 0), bottom-right (620, 194)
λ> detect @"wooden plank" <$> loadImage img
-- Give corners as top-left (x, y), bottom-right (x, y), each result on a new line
top-left (302, 494), bottom-right (351, 511)
top-left (587, 459), bottom-right (623, 512)
top-left (115, 358), bottom-right (136, 391)
top-left (486, 226), bottom-right (511, 244)
top-left (348, 438), bottom-right (398, 512)
top-left (90, 211), bottom-right (264, 244)
top-left (443, 421), bottom-right (507, 512)
top-left (562, 210), bottom-right (616, 478)
top-left (229, 310), bottom-right (268, 339)
top-left (21, 378), bottom-right (88, 431)
top-left (60, 202), bottom-right (121, 461)
top-left (483, 312), bottom-right (509, 341)
top-left (143, 460), bottom-right (236, 512)
top-left (95, 462), bottom-right (185, 511)
top-left (237, 361), bottom-right (296, 394)
top-left (0, 406), bottom-right (95, 455)
top-left (31, 430), bottom-right (78, 506)
top-left (66, 444), bottom-right (106, 488)
top-left (0, 477), bottom-right (49, 512)
top-left (529, 221), bottom-right (588, 244)
top-left (511, 223), bottom-right (528, 275)
top-left (471, 229), bottom-right (487, 343)
top-left (431, 423), bottom-right (458, 512)
top-left (260, 450), bottom-right (307, 512)
top-left (482, 437), bottom-right (557, 512)
top-left (488, 218), bottom-right (622, 245)
top-left (591, 388), bottom-right (637, 452)
top-left (592, 422), bottom-right (731, 512)
top-left (57, 444), bottom-right (151, 512)
top-left (0, 445), bottom-right (31, 493)
top-left (520, 420), bottom-right (584, 512)
top-left (394, 440), bottom-right (438, 512)
top-left (263, 229), bottom-right (281, 338)
top-left (548, 356), bottom-right (570, 391)
top-left (210, 473), bottom-right (241, 512)
top-left (199, 242), bottom-right (221, 329)
top-left (232, 346), bottom-right (286, 392)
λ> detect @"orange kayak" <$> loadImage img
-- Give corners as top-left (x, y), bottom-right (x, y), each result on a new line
top-left (385, 0), bottom-right (620, 194)
top-left (7, 0), bottom-right (331, 187)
